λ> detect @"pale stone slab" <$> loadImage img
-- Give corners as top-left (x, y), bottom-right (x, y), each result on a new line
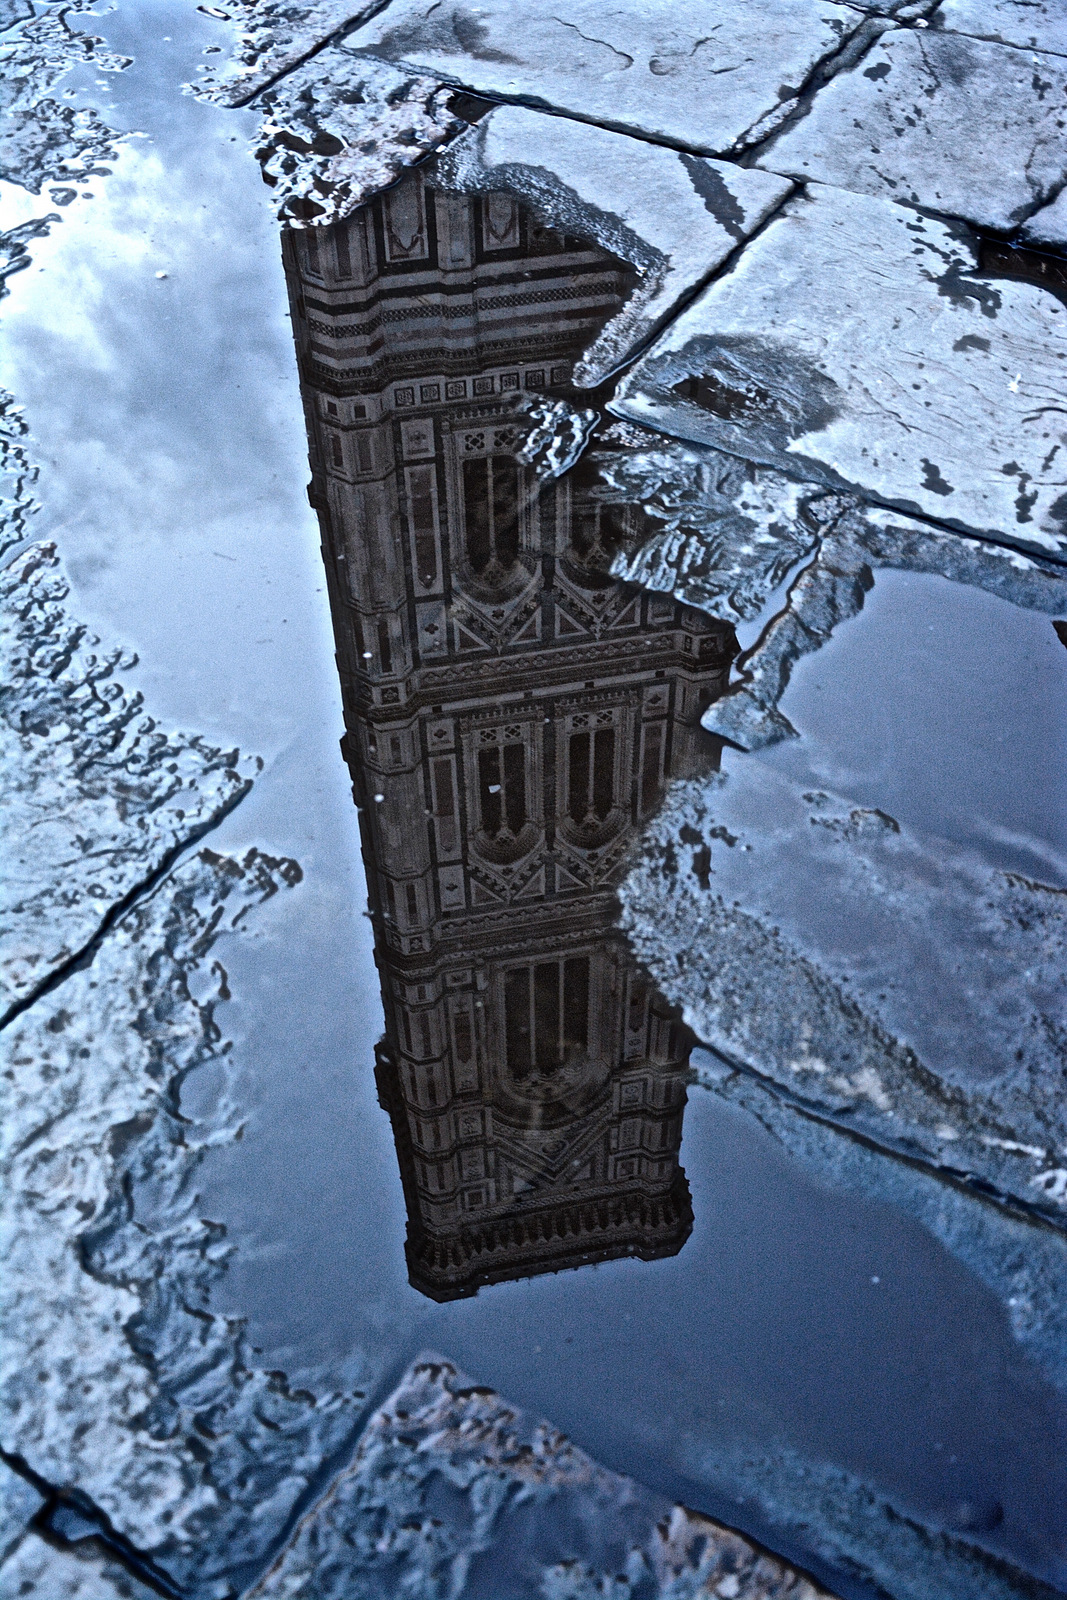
top-left (611, 186), bottom-right (1067, 554)
top-left (430, 105), bottom-right (793, 385)
top-left (1023, 186), bottom-right (1067, 249)
top-left (249, 1355), bottom-right (839, 1600)
top-left (758, 27), bottom-right (1067, 232)
top-left (934, 0), bottom-right (1067, 56)
top-left (345, 0), bottom-right (865, 155)
top-left (195, 0), bottom-right (386, 105)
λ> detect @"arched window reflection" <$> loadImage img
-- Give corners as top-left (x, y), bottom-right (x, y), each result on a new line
top-left (505, 957), bottom-right (590, 1080)
top-left (477, 741), bottom-right (526, 839)
top-left (463, 455), bottom-right (521, 580)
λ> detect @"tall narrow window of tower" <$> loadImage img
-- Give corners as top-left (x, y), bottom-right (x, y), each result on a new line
top-left (640, 721), bottom-right (665, 815)
top-left (329, 433), bottom-right (344, 468)
top-left (407, 466), bottom-right (439, 587)
top-left (504, 967), bottom-right (532, 1080)
top-left (570, 503), bottom-right (619, 572)
top-left (477, 742), bottom-right (527, 838)
top-left (354, 433), bottom-right (373, 475)
top-left (304, 227), bottom-right (322, 278)
top-left (452, 1009), bottom-right (473, 1069)
top-left (334, 225), bottom-right (352, 280)
top-left (568, 728), bottom-right (615, 824)
top-left (462, 456), bottom-right (520, 578)
top-left (504, 957), bottom-right (591, 1079)
top-left (377, 618), bottom-right (393, 674)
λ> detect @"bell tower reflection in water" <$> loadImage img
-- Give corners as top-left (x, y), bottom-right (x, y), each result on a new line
top-left (282, 164), bottom-right (736, 1300)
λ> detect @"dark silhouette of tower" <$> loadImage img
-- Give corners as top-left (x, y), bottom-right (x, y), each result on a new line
top-left (282, 162), bottom-right (736, 1299)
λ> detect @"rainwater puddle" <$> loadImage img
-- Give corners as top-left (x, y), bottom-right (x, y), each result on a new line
top-left (4, 3), bottom-right (1067, 1596)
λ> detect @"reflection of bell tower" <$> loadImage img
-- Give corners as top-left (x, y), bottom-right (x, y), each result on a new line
top-left (283, 164), bottom-right (737, 1299)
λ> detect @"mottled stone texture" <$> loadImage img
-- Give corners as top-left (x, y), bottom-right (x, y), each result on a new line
top-left (248, 48), bottom-right (462, 224)
top-left (934, 0), bottom-right (1067, 56)
top-left (194, 0), bottom-right (386, 104)
top-left (250, 1355), bottom-right (839, 1600)
top-left (610, 186), bottom-right (1067, 554)
top-left (1024, 187), bottom-right (1067, 249)
top-left (432, 105), bottom-right (793, 385)
top-left (0, 543), bottom-right (258, 1019)
top-left (758, 27), bottom-right (1067, 233)
top-left (0, 2), bottom-right (131, 197)
top-left (343, 0), bottom-right (865, 154)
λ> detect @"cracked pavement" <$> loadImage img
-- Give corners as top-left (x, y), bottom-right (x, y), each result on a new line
top-left (3, 0), bottom-right (1067, 1596)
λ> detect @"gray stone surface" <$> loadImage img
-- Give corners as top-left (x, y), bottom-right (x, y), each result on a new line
top-left (610, 185), bottom-right (1067, 555)
top-left (0, 1459), bottom-right (43, 1565)
top-left (431, 105), bottom-right (794, 386)
top-left (0, 1), bottom-right (131, 197)
top-left (0, 842), bottom-right (375, 1594)
top-left (934, 0), bottom-right (1067, 56)
top-left (0, 1), bottom-right (131, 200)
top-left (0, 1529), bottom-right (157, 1599)
top-left (757, 27), bottom-right (1067, 234)
top-left (623, 757), bottom-right (1067, 1232)
top-left (1023, 186), bottom-right (1067, 249)
top-left (247, 47), bottom-right (463, 224)
top-left (0, 543), bottom-right (259, 1021)
top-left (194, 0), bottom-right (386, 106)
top-left (246, 1351), bottom-right (1064, 1600)
top-left (249, 1354), bottom-right (839, 1600)
top-left (344, 0), bottom-right (865, 156)
top-left (592, 427), bottom-right (820, 627)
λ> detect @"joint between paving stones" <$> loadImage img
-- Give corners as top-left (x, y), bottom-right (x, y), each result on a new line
top-left (0, 777), bottom-right (255, 1034)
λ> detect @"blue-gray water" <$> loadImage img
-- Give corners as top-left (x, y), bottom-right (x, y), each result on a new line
top-left (3, 2), bottom-right (1066, 1591)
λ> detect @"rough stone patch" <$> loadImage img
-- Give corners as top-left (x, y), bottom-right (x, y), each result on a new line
top-left (0, 543), bottom-right (259, 1019)
top-left (757, 28), bottom-right (1067, 234)
top-left (610, 186), bottom-right (1067, 554)
top-left (249, 47), bottom-right (463, 224)
top-left (249, 1354), bottom-right (839, 1600)
top-left (192, 0), bottom-right (388, 105)
top-left (1024, 187), bottom-right (1067, 249)
top-left (0, 846), bottom-right (377, 1593)
top-left (933, 0), bottom-right (1067, 57)
top-left (591, 429), bottom-right (819, 625)
top-left (0, 1527), bottom-right (156, 1599)
top-left (431, 105), bottom-right (794, 386)
top-left (342, 0), bottom-right (865, 155)
top-left (0, 1), bottom-right (132, 198)
top-left (622, 761), bottom-right (1067, 1231)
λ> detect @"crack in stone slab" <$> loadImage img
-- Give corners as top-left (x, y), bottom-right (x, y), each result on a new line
top-left (327, 0), bottom-right (871, 158)
top-left (609, 185), bottom-right (1067, 558)
top-left (755, 27), bottom-right (1067, 234)
top-left (429, 104), bottom-right (794, 386)
top-left (0, 542), bottom-right (263, 1025)
top-left (930, 0), bottom-right (1067, 58)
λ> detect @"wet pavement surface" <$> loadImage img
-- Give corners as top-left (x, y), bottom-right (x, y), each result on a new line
top-left (2, 2), bottom-right (1067, 1598)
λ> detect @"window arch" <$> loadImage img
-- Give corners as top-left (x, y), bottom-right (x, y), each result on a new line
top-left (504, 957), bottom-right (590, 1080)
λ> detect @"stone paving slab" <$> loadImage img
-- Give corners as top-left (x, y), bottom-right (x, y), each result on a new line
top-left (430, 105), bottom-right (794, 386)
top-left (343, 0), bottom-right (865, 155)
top-left (198, 0), bottom-right (385, 105)
top-left (248, 1354), bottom-right (840, 1600)
top-left (610, 185), bottom-right (1067, 554)
top-left (756, 27), bottom-right (1067, 233)
top-left (933, 0), bottom-right (1067, 57)
top-left (1024, 187), bottom-right (1067, 249)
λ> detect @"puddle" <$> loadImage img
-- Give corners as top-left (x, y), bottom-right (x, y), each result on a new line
top-left (4, 4), bottom-right (1067, 1598)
